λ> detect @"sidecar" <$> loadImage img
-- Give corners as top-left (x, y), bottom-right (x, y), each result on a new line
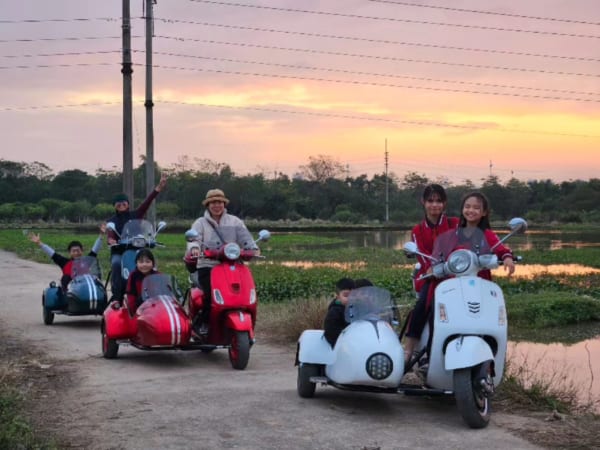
top-left (101, 273), bottom-right (196, 358)
top-left (42, 256), bottom-right (108, 325)
top-left (296, 287), bottom-right (405, 397)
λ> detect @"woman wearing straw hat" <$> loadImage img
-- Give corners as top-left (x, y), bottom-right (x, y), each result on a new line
top-left (186, 188), bottom-right (250, 334)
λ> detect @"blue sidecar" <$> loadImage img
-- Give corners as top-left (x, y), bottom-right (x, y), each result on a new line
top-left (42, 256), bottom-right (108, 325)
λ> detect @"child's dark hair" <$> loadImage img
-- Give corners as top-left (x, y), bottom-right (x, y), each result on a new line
top-left (354, 278), bottom-right (374, 288)
top-left (422, 184), bottom-right (447, 202)
top-left (335, 277), bottom-right (355, 292)
top-left (67, 240), bottom-right (83, 251)
top-left (459, 191), bottom-right (491, 230)
top-left (135, 248), bottom-right (156, 265)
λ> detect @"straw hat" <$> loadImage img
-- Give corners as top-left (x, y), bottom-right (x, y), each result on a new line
top-left (202, 188), bottom-right (229, 206)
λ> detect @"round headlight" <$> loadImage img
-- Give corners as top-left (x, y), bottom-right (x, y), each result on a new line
top-left (224, 242), bottom-right (241, 260)
top-left (366, 352), bottom-right (393, 380)
top-left (448, 249), bottom-right (471, 274)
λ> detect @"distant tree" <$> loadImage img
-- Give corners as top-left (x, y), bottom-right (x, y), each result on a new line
top-left (298, 155), bottom-right (345, 183)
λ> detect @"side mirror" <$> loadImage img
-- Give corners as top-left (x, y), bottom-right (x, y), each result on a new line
top-left (106, 222), bottom-right (120, 238)
top-left (508, 217), bottom-right (528, 234)
top-left (185, 229), bottom-right (200, 242)
top-left (257, 229), bottom-right (271, 242)
top-left (156, 221), bottom-right (167, 233)
top-left (403, 241), bottom-right (418, 256)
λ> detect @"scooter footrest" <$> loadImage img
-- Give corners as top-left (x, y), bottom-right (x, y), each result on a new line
top-left (309, 376), bottom-right (328, 384)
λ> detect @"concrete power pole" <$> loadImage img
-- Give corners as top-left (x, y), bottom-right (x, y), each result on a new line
top-left (121, 0), bottom-right (134, 201)
top-left (145, 0), bottom-right (156, 224)
top-left (385, 139), bottom-right (389, 222)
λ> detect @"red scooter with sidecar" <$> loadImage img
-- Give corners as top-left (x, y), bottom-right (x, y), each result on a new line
top-left (184, 226), bottom-right (270, 370)
top-left (101, 273), bottom-right (194, 358)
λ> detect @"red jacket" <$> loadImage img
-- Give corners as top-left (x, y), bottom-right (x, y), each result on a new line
top-left (126, 269), bottom-right (159, 314)
top-left (411, 214), bottom-right (459, 293)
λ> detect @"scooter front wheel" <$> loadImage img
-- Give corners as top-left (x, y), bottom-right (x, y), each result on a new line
top-left (101, 320), bottom-right (119, 359)
top-left (453, 367), bottom-right (491, 429)
top-left (228, 330), bottom-right (250, 370)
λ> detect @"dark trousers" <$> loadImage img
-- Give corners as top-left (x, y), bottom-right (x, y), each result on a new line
top-left (110, 253), bottom-right (124, 300)
top-left (197, 267), bottom-right (212, 323)
top-left (405, 280), bottom-right (431, 339)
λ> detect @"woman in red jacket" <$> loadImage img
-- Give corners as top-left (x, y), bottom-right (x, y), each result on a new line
top-left (403, 184), bottom-right (459, 363)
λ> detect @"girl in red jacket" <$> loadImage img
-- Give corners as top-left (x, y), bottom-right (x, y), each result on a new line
top-left (125, 249), bottom-right (159, 316)
top-left (403, 184), bottom-right (459, 363)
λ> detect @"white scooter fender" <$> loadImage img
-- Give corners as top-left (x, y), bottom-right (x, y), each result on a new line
top-left (297, 329), bottom-right (336, 365)
top-left (444, 335), bottom-right (494, 371)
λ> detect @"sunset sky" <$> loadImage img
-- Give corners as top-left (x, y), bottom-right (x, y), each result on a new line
top-left (1, 0), bottom-right (598, 184)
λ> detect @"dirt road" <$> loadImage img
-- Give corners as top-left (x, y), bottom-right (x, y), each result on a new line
top-left (0, 250), bottom-right (543, 450)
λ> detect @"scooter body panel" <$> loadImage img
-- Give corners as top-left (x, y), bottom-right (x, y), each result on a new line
top-left (297, 330), bottom-right (335, 365)
top-left (326, 320), bottom-right (404, 387)
top-left (135, 295), bottom-right (191, 347)
top-left (425, 276), bottom-right (507, 389)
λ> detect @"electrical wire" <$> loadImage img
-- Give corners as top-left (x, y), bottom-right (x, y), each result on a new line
top-left (367, 0), bottom-right (600, 26)
top-left (155, 35), bottom-right (600, 79)
top-left (149, 51), bottom-right (599, 97)
top-left (186, 0), bottom-right (600, 39)
top-left (153, 18), bottom-right (600, 63)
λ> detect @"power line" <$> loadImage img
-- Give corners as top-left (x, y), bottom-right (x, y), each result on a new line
top-left (0, 17), bottom-right (119, 24)
top-left (186, 0), bottom-right (600, 39)
top-left (0, 36), bottom-right (137, 44)
top-left (156, 36), bottom-right (600, 79)
top-left (367, 0), bottom-right (600, 26)
top-left (0, 50), bottom-right (120, 59)
top-left (154, 18), bottom-right (600, 63)
top-left (0, 62), bottom-right (116, 70)
top-left (151, 51), bottom-right (600, 98)
top-left (2, 99), bottom-right (597, 138)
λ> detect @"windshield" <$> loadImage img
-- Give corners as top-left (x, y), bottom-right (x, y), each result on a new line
top-left (204, 225), bottom-right (255, 250)
top-left (71, 256), bottom-right (101, 278)
top-left (344, 286), bottom-right (395, 323)
top-left (120, 219), bottom-right (155, 243)
top-left (432, 227), bottom-right (492, 261)
top-left (140, 274), bottom-right (176, 300)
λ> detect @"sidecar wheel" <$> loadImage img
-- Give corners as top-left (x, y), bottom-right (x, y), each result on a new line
top-left (42, 295), bottom-right (54, 325)
top-left (101, 321), bottom-right (119, 359)
top-left (453, 368), bottom-right (491, 429)
top-left (229, 331), bottom-right (250, 370)
top-left (297, 363), bottom-right (319, 398)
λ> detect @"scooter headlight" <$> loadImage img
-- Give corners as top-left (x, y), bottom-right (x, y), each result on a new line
top-left (224, 242), bottom-right (241, 260)
top-left (366, 353), bottom-right (393, 380)
top-left (447, 250), bottom-right (471, 274)
top-left (131, 237), bottom-right (146, 248)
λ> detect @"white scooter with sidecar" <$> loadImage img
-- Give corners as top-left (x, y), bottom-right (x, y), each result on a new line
top-left (296, 218), bottom-right (526, 429)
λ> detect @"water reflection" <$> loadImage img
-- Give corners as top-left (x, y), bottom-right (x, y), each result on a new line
top-left (508, 338), bottom-right (600, 409)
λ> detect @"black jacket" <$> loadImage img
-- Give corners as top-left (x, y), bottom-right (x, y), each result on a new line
top-left (323, 299), bottom-right (348, 348)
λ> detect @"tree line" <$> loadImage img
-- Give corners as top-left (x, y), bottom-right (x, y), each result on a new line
top-left (1, 156), bottom-right (598, 225)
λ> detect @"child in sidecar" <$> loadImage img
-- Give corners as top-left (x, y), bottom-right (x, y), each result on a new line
top-left (125, 249), bottom-right (160, 316)
top-left (29, 223), bottom-right (106, 291)
top-left (323, 277), bottom-right (355, 347)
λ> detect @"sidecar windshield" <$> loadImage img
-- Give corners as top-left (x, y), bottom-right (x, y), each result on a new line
top-left (432, 227), bottom-right (492, 261)
top-left (71, 256), bottom-right (101, 278)
top-left (120, 219), bottom-right (155, 242)
top-left (140, 274), bottom-right (175, 300)
top-left (203, 226), bottom-right (255, 250)
top-left (344, 286), bottom-right (395, 323)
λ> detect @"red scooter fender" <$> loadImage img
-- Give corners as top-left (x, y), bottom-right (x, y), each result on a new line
top-left (224, 310), bottom-right (255, 339)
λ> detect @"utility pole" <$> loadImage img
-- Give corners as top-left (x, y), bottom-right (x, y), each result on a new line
top-left (122, 0), bottom-right (134, 201)
top-left (145, 0), bottom-right (156, 224)
top-left (385, 139), bottom-right (389, 222)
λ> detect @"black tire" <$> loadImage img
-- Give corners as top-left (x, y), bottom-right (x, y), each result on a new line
top-left (42, 295), bottom-right (54, 325)
top-left (228, 331), bottom-right (250, 370)
top-left (101, 321), bottom-right (119, 359)
top-left (200, 348), bottom-right (214, 354)
top-left (297, 363), bottom-right (320, 398)
top-left (453, 368), bottom-right (491, 429)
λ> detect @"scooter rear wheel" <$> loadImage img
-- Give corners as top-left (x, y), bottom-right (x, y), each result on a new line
top-left (453, 367), bottom-right (491, 429)
top-left (228, 331), bottom-right (250, 370)
top-left (42, 295), bottom-right (54, 325)
top-left (297, 363), bottom-right (319, 398)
